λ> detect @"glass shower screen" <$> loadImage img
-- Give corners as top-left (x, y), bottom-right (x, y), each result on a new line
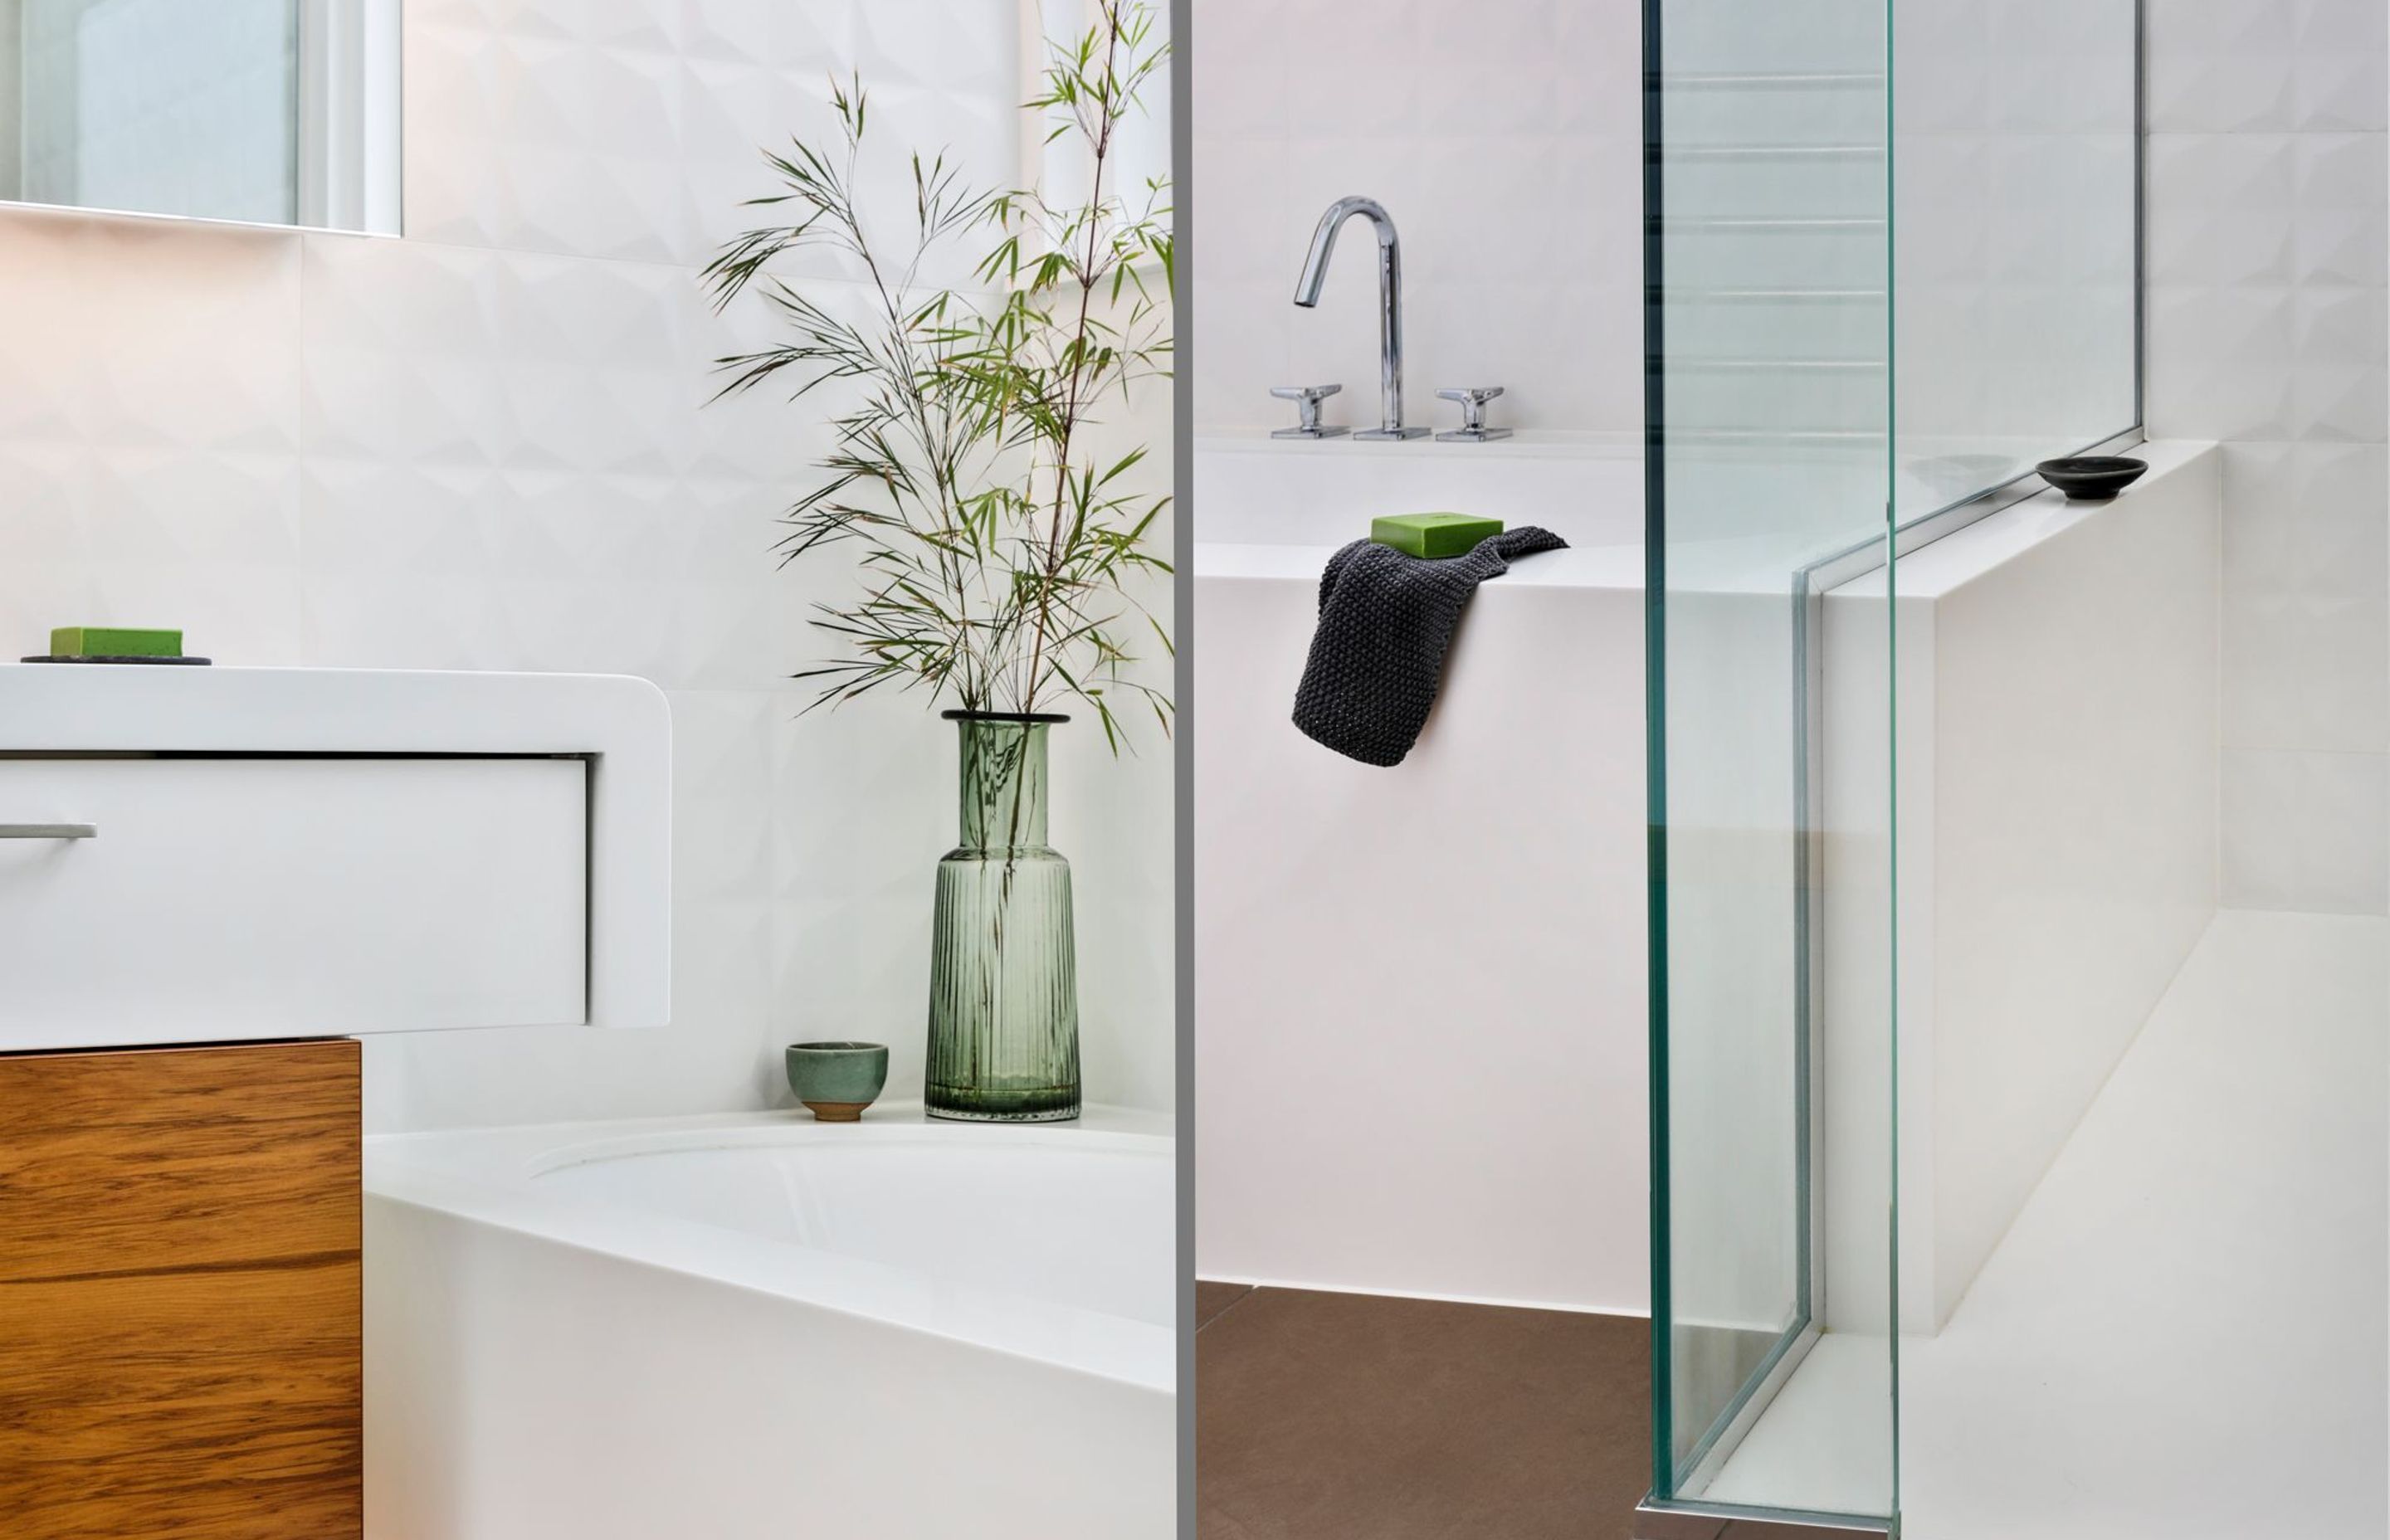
top-left (1641, 0), bottom-right (1899, 1519)
top-left (1641, 0), bottom-right (2139, 1529)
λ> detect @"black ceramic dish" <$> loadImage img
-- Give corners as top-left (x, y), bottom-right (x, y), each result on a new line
top-left (2036, 456), bottom-right (2149, 501)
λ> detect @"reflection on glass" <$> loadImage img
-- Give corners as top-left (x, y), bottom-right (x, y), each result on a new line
top-left (1645, 0), bottom-right (1900, 1522)
top-left (1644, 0), bottom-right (2138, 1526)
top-left (1891, 0), bottom-right (2139, 522)
top-left (0, 0), bottom-right (399, 233)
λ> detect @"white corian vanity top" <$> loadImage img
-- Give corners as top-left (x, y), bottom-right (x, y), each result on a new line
top-left (0, 665), bottom-right (671, 1043)
top-left (0, 662), bottom-right (666, 755)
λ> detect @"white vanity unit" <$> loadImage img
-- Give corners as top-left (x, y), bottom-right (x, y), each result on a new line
top-left (0, 664), bottom-right (672, 1048)
top-left (0, 665), bottom-right (669, 1540)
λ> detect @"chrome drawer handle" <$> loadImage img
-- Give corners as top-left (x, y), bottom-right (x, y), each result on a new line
top-left (0, 824), bottom-right (96, 840)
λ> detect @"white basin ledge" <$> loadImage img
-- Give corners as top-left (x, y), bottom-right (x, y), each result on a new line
top-left (0, 665), bottom-right (671, 1045)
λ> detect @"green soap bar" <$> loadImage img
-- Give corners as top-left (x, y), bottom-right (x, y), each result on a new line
top-left (1370, 513), bottom-right (1505, 559)
top-left (50, 626), bottom-right (183, 658)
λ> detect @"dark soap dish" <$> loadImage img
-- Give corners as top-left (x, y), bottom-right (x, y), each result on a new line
top-left (21, 655), bottom-right (213, 665)
top-left (2036, 456), bottom-right (2149, 501)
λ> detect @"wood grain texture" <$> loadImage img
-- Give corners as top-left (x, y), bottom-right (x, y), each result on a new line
top-left (0, 1040), bottom-right (361, 1540)
top-left (0, 1040), bottom-right (359, 1283)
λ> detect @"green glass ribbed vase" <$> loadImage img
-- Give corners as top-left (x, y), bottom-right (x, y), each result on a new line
top-left (924, 710), bottom-right (1081, 1122)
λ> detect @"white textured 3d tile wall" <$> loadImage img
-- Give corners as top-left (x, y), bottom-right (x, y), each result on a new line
top-left (2145, 0), bottom-right (2389, 913)
top-left (0, 0), bottom-right (1177, 1128)
top-left (1191, 0), bottom-right (1641, 435)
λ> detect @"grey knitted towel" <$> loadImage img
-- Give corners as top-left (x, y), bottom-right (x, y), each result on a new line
top-left (1292, 526), bottom-right (1568, 767)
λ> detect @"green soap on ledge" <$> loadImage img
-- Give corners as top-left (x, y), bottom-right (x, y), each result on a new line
top-left (50, 626), bottom-right (183, 659)
top-left (1370, 513), bottom-right (1505, 559)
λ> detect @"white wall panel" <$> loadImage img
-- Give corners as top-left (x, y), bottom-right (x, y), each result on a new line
top-left (2145, 0), bottom-right (2388, 914)
top-left (0, 0), bottom-right (1175, 1129)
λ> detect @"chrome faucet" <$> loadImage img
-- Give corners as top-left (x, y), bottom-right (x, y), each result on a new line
top-left (1294, 197), bottom-right (1427, 440)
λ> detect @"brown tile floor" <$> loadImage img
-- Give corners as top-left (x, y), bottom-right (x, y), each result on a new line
top-left (1196, 1283), bottom-right (1651, 1540)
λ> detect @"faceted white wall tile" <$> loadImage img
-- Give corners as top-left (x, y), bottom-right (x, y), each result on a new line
top-left (2144, 0), bottom-right (2386, 911)
top-left (2221, 592), bottom-right (2303, 747)
top-left (402, 0), bottom-right (688, 265)
top-left (1896, 90), bottom-right (2138, 452)
top-left (1192, 273), bottom-right (1288, 430)
top-left (680, 0), bottom-right (846, 79)
top-left (295, 457), bottom-right (513, 671)
top-left (1414, 3), bottom-right (1558, 138)
top-left (665, 688), bottom-right (785, 1119)
top-left (2222, 748), bottom-right (2390, 913)
top-left (2206, 436), bottom-right (2388, 894)
top-left (2146, 0), bottom-right (2297, 133)
top-left (302, 233), bottom-right (688, 473)
top-left (2293, 441), bottom-right (2390, 598)
top-left (851, 0), bottom-right (1018, 158)
top-left (1190, 0), bottom-right (1284, 139)
top-left (674, 687), bottom-right (776, 904)
top-left (2292, 283), bottom-right (2388, 441)
top-left (1272, 0), bottom-right (1429, 139)
top-left (2292, 0), bottom-right (2389, 132)
top-left (0, 214), bottom-right (304, 456)
top-left (2145, 281), bottom-right (2300, 441)
top-left (1983, 0), bottom-right (2137, 135)
top-left (2147, 135), bottom-right (2298, 287)
top-left (1049, 687), bottom-right (1178, 1114)
top-left (677, 62), bottom-right (845, 280)
top-left (2308, 597), bottom-right (2390, 753)
top-left (679, 7), bottom-right (1018, 294)
top-left (0, 465), bottom-right (309, 667)
top-left (1192, 0), bottom-right (1640, 433)
top-left (768, 698), bottom-right (947, 1103)
top-left (404, 0), bottom-right (1020, 280)
top-left (2222, 596), bottom-right (2390, 756)
top-left (1900, 0), bottom-right (1993, 133)
top-left (296, 233), bottom-right (806, 690)
top-left (0, 211), bottom-right (305, 664)
top-left (2293, 133), bottom-right (2390, 285)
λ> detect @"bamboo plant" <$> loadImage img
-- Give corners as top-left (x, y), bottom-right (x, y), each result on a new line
top-left (701, 0), bottom-right (1173, 752)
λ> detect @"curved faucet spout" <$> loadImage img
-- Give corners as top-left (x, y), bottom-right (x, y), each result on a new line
top-left (1295, 196), bottom-right (1395, 308)
top-left (1291, 197), bottom-right (1420, 438)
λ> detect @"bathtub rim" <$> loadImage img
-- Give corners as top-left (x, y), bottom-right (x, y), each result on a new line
top-left (364, 1103), bottom-right (1174, 1396)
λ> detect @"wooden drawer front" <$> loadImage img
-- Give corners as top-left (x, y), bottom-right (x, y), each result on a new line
top-left (0, 757), bottom-right (586, 1050)
top-left (0, 1043), bottom-right (358, 1283)
top-left (0, 1041), bottom-right (362, 1540)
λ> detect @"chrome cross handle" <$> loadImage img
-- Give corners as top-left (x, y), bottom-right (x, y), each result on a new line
top-left (1436, 387), bottom-right (1512, 442)
top-left (1270, 383), bottom-right (1350, 440)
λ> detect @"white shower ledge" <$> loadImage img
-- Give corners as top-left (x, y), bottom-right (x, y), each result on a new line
top-left (1838, 437), bottom-right (2215, 600)
top-left (0, 665), bottom-right (671, 1046)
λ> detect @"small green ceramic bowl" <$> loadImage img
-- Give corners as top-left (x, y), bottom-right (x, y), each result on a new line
top-left (785, 1042), bottom-right (890, 1123)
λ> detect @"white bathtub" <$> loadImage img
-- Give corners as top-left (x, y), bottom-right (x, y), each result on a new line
top-left (363, 1107), bottom-right (1174, 1540)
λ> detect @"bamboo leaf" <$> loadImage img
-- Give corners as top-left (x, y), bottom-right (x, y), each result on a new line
top-left (703, 0), bottom-right (1172, 749)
